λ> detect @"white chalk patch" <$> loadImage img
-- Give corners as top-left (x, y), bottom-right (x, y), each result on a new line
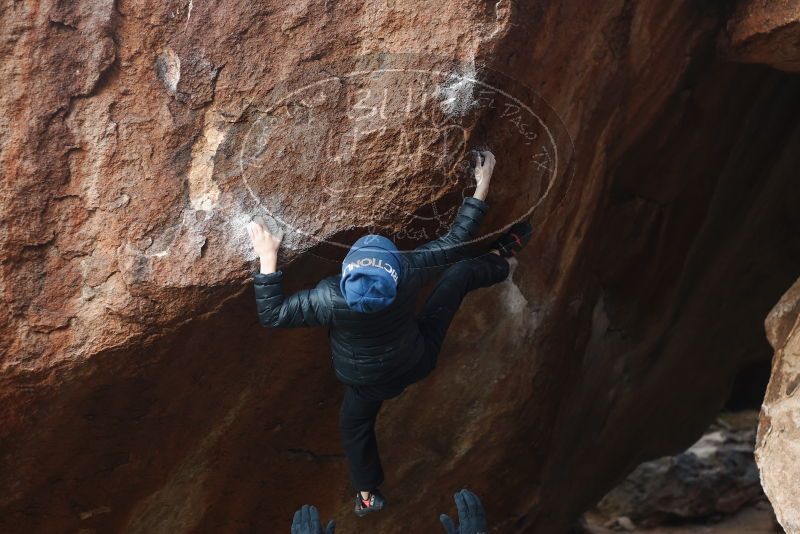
top-left (438, 61), bottom-right (478, 118)
top-left (188, 109), bottom-right (225, 211)
top-left (156, 49), bottom-right (181, 93)
top-left (500, 258), bottom-right (528, 311)
top-left (227, 209), bottom-right (261, 260)
top-left (107, 193), bottom-right (130, 211)
top-left (493, 257), bottom-right (544, 335)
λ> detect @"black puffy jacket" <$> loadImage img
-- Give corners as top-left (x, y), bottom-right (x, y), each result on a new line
top-left (253, 196), bottom-right (488, 386)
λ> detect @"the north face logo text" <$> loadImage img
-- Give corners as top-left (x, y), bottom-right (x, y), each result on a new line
top-left (344, 258), bottom-right (399, 284)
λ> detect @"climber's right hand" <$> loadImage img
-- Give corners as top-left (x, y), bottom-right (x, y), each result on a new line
top-left (291, 504), bottom-right (335, 534)
top-left (439, 489), bottom-right (487, 534)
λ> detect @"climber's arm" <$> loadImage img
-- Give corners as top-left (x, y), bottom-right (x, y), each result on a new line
top-left (406, 196), bottom-right (488, 268)
top-left (247, 220), bottom-right (333, 328)
top-left (253, 272), bottom-right (333, 328)
top-left (406, 151), bottom-right (495, 277)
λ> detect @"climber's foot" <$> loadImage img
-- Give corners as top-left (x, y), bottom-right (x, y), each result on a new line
top-left (490, 221), bottom-right (532, 258)
top-left (354, 490), bottom-right (386, 518)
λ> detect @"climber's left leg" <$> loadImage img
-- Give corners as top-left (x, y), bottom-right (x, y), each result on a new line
top-left (415, 220), bottom-right (532, 374)
top-left (416, 251), bottom-right (510, 373)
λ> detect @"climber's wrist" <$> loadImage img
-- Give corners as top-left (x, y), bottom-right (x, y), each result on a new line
top-left (473, 184), bottom-right (489, 201)
top-left (259, 252), bottom-right (278, 274)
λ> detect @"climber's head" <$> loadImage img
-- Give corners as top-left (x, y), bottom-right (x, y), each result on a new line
top-left (340, 234), bottom-right (402, 313)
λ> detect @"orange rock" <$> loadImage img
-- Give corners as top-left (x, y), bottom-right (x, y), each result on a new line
top-left (1, 1), bottom-right (799, 533)
top-left (757, 277), bottom-right (800, 533)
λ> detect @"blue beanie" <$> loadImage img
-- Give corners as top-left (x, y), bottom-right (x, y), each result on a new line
top-left (340, 234), bottom-right (402, 313)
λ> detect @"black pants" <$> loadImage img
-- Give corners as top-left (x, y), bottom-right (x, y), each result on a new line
top-left (339, 252), bottom-right (510, 491)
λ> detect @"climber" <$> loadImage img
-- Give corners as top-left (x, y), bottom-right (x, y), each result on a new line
top-left (247, 149), bottom-right (532, 518)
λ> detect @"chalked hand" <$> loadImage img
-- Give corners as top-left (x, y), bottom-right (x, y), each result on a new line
top-left (473, 150), bottom-right (495, 201)
top-left (247, 219), bottom-right (283, 258)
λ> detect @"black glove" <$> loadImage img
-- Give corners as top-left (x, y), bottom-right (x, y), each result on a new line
top-left (439, 489), bottom-right (487, 534)
top-left (291, 504), bottom-right (335, 534)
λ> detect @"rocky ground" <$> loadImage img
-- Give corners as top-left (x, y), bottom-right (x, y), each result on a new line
top-left (585, 503), bottom-right (780, 534)
top-left (583, 412), bottom-right (783, 533)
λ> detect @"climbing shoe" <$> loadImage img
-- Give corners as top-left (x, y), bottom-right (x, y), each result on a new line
top-left (491, 221), bottom-right (532, 258)
top-left (354, 490), bottom-right (386, 518)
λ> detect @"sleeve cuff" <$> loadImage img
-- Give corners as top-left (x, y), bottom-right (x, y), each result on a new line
top-left (463, 196), bottom-right (489, 212)
top-left (253, 270), bottom-right (284, 283)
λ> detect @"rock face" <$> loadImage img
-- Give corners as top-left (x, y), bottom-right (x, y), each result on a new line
top-left (1, 1), bottom-right (799, 533)
top-left (597, 412), bottom-right (766, 527)
top-left (725, 0), bottom-right (800, 72)
top-left (757, 278), bottom-right (800, 533)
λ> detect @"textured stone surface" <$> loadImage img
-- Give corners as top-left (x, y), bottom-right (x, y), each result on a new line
top-left (725, 0), bottom-right (800, 72)
top-left (597, 412), bottom-right (765, 527)
top-left (757, 277), bottom-right (800, 533)
top-left (1, 1), bottom-right (799, 533)
top-left (585, 503), bottom-right (780, 534)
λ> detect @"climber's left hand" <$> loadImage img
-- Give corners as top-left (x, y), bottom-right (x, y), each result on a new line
top-left (473, 150), bottom-right (495, 201)
top-left (247, 219), bottom-right (283, 259)
top-left (291, 504), bottom-right (335, 534)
